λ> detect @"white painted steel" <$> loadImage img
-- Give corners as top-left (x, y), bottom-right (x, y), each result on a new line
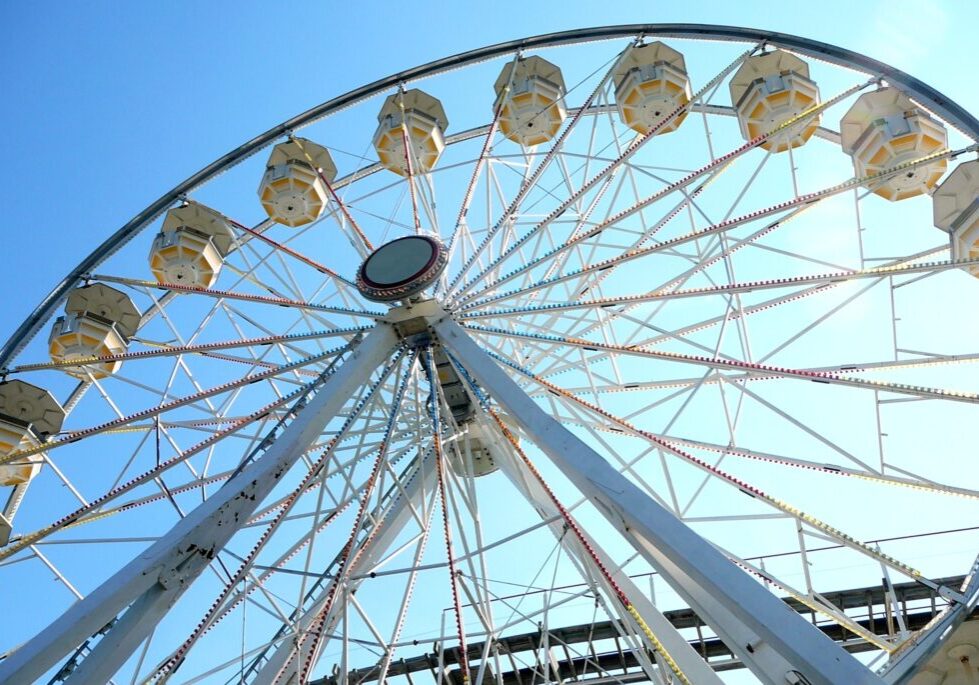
top-left (0, 325), bottom-right (398, 685)
top-left (477, 406), bottom-right (726, 685)
top-left (436, 317), bottom-right (886, 685)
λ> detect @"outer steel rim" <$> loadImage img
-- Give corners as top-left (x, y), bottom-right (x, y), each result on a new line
top-left (3, 23), bottom-right (976, 369)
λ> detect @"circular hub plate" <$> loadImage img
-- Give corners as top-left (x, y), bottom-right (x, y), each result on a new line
top-left (356, 234), bottom-right (448, 302)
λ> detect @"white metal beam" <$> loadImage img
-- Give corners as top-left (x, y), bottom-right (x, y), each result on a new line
top-left (435, 317), bottom-right (885, 685)
top-left (0, 325), bottom-right (399, 685)
top-left (478, 409), bottom-right (725, 685)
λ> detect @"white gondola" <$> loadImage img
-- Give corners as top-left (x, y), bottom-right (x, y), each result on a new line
top-left (149, 201), bottom-right (236, 287)
top-left (373, 89), bottom-right (447, 176)
top-left (840, 87), bottom-right (947, 201)
top-left (448, 414), bottom-right (522, 478)
top-left (257, 138), bottom-right (338, 227)
top-left (934, 160), bottom-right (979, 276)
top-left (0, 380), bottom-right (65, 545)
top-left (613, 41), bottom-right (691, 135)
top-left (48, 283), bottom-right (140, 378)
top-left (0, 380), bottom-right (63, 487)
top-left (729, 49), bottom-right (820, 152)
top-left (493, 55), bottom-right (567, 147)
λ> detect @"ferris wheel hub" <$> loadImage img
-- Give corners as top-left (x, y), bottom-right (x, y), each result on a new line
top-left (356, 234), bottom-right (448, 302)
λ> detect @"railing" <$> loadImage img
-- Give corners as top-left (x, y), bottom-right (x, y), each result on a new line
top-left (312, 575), bottom-right (972, 685)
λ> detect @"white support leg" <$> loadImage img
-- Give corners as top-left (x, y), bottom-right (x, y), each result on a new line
top-left (0, 325), bottom-right (399, 685)
top-left (477, 409), bottom-right (725, 685)
top-left (251, 450), bottom-right (437, 685)
top-left (435, 317), bottom-right (885, 685)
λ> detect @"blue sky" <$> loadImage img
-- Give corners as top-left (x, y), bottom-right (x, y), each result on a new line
top-left (2, 0), bottom-right (979, 338)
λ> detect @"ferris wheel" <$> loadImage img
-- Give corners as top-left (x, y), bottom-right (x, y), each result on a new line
top-left (2, 23), bottom-right (979, 685)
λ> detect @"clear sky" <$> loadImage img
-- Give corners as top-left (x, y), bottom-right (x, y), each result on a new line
top-left (2, 0), bottom-right (979, 339)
